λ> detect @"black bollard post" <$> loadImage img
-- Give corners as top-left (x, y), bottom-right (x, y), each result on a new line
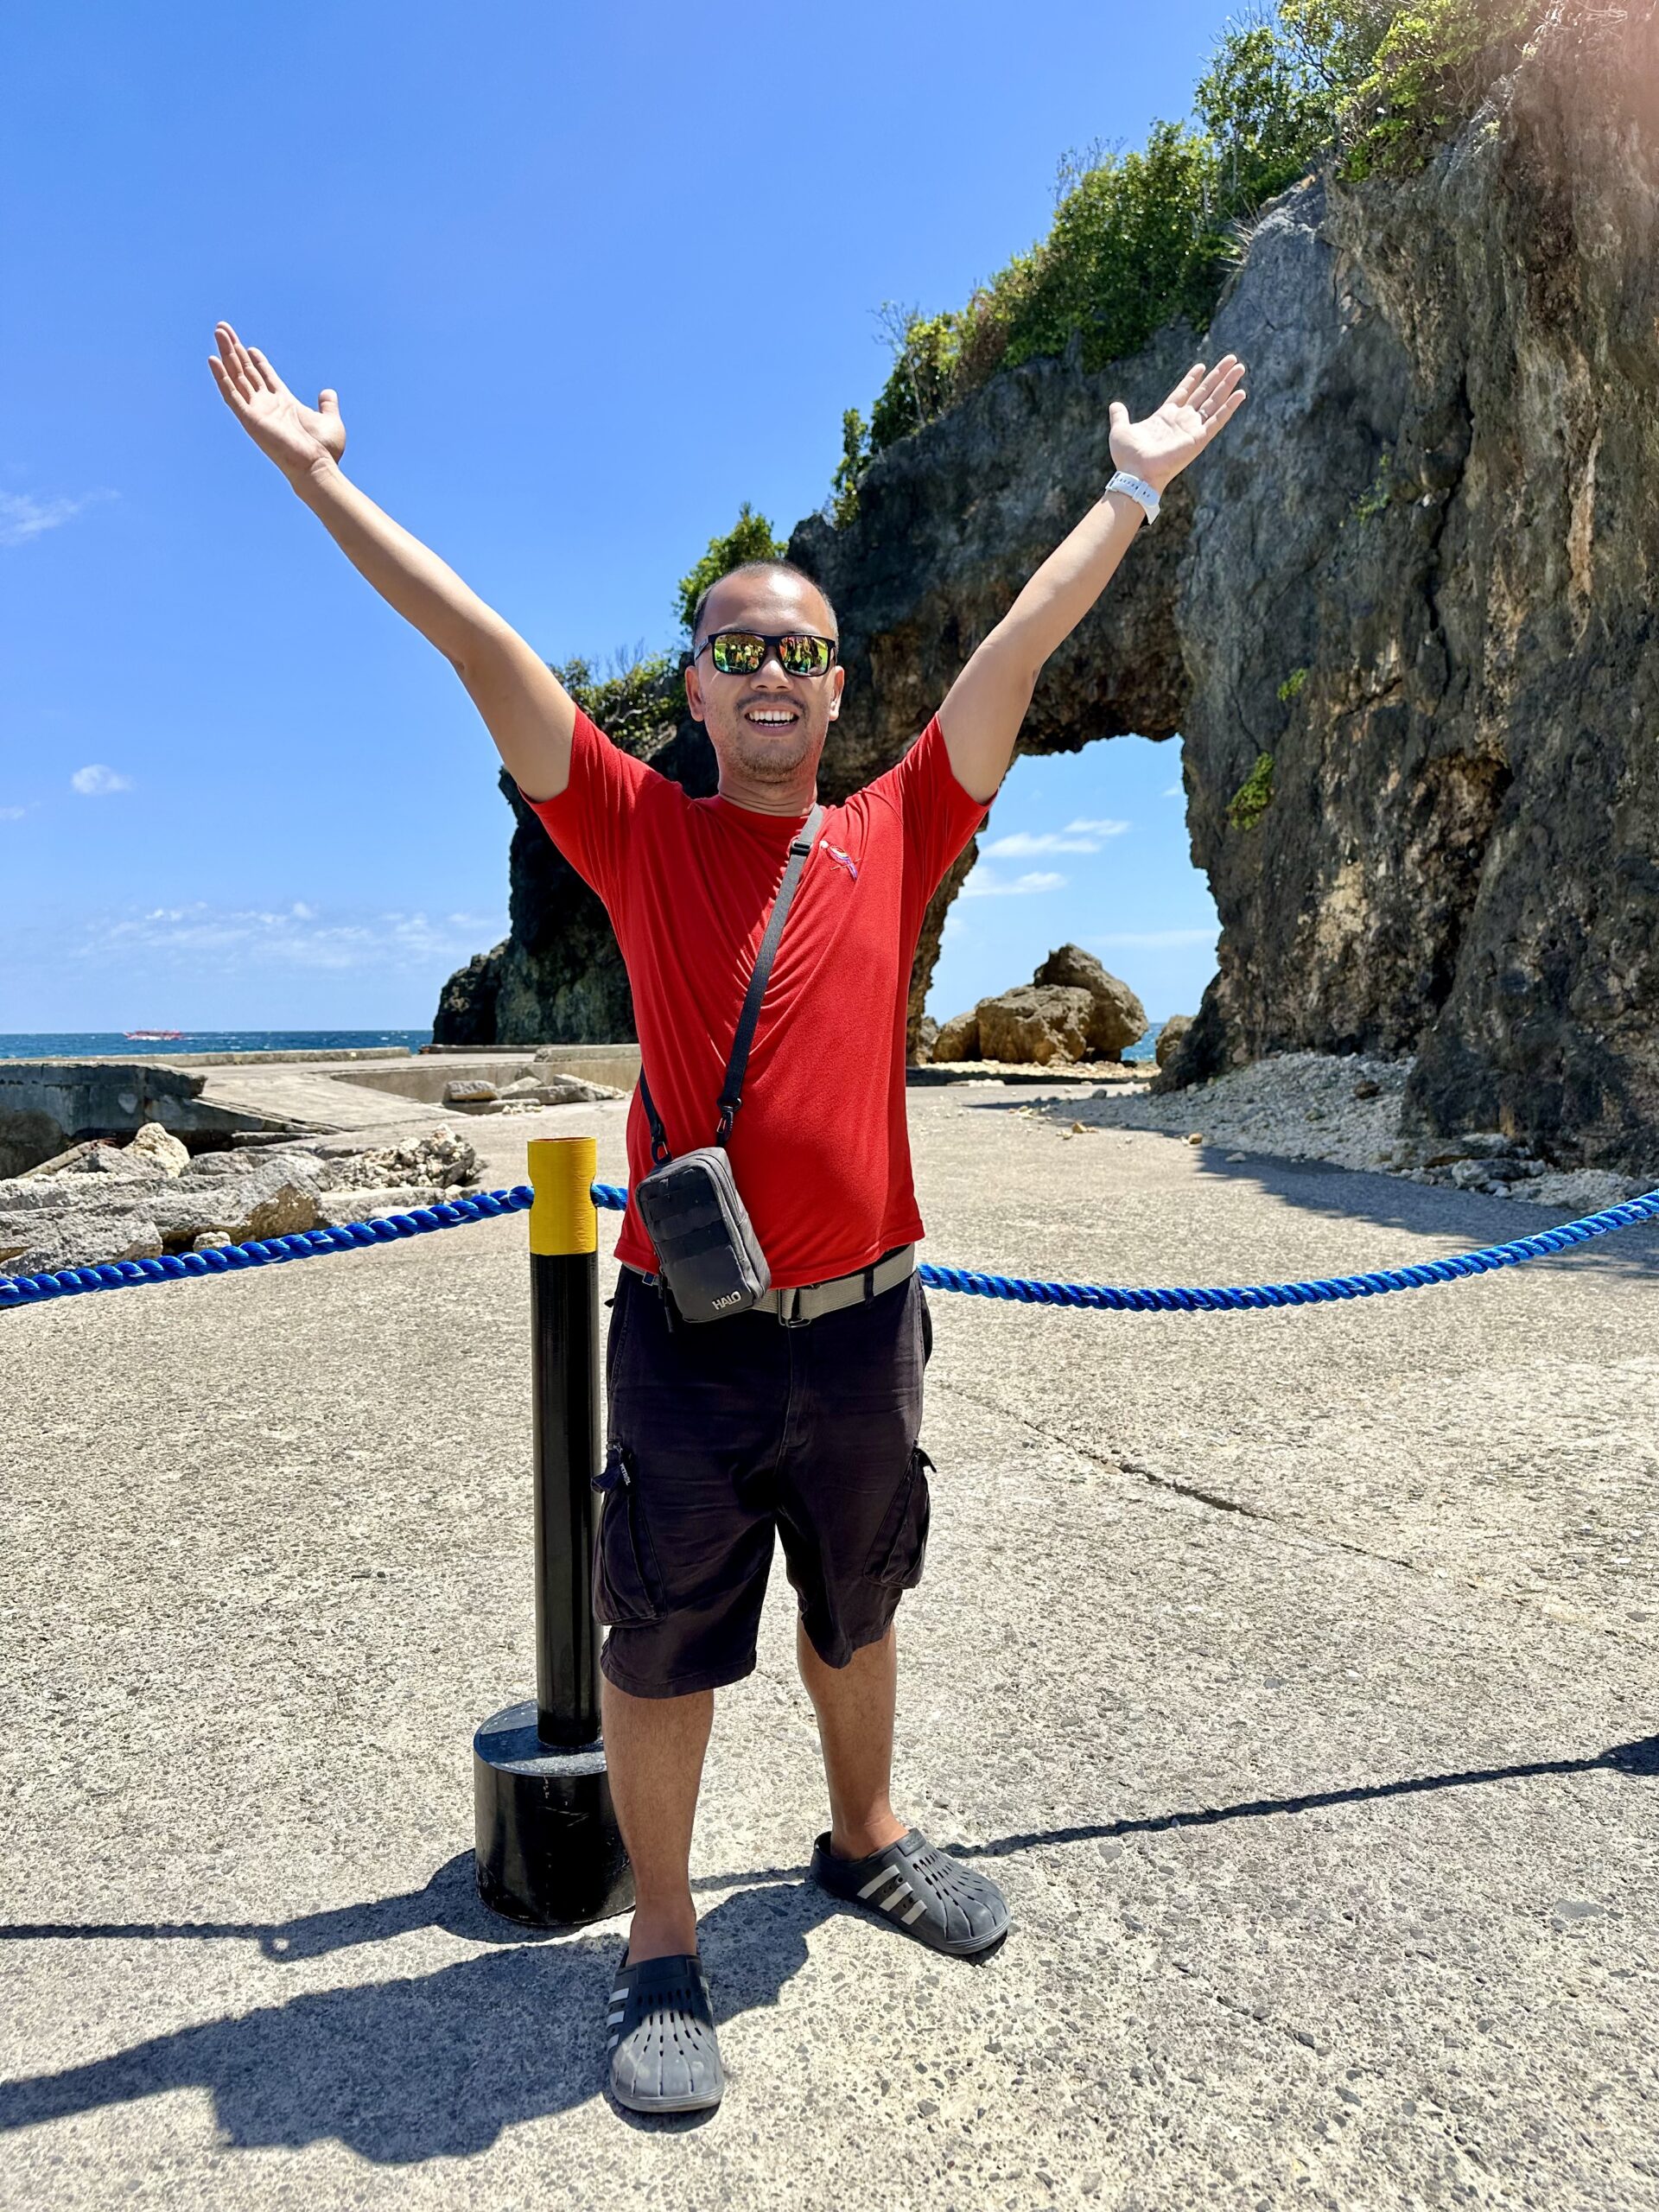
top-left (473, 1135), bottom-right (633, 1926)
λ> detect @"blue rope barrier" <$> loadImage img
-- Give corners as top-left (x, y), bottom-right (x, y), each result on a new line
top-left (3, 1177), bottom-right (1656, 1314)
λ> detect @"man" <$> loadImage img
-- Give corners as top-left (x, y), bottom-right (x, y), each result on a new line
top-left (210, 320), bottom-right (1245, 2114)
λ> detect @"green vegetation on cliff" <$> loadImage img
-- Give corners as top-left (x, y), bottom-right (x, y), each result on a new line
top-left (1227, 751), bottom-right (1276, 830)
top-left (674, 502), bottom-right (787, 634)
top-left (552, 649), bottom-right (684, 751)
top-left (836, 0), bottom-right (1546, 499)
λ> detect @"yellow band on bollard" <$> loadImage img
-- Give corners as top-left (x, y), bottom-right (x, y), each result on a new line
top-left (527, 1136), bottom-right (599, 1256)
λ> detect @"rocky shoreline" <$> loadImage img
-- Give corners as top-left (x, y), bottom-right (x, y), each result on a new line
top-left (1034, 1051), bottom-right (1658, 1212)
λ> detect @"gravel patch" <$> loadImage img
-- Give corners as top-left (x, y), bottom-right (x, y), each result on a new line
top-left (1034, 1050), bottom-right (1657, 1211)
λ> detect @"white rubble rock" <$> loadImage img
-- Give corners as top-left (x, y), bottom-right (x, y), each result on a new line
top-left (321, 1126), bottom-right (482, 1192)
top-left (126, 1122), bottom-right (191, 1178)
top-left (442, 1078), bottom-right (499, 1104)
top-left (1042, 1051), bottom-right (1655, 1211)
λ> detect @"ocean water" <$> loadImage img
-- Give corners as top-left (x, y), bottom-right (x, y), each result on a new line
top-left (0, 1030), bottom-right (433, 1059)
top-left (1, 1020), bottom-right (1162, 1062)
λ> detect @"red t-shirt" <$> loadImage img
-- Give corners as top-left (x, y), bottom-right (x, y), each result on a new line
top-left (527, 709), bottom-right (989, 1287)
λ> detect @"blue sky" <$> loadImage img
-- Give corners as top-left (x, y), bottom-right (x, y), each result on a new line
top-left (3, 0), bottom-right (1232, 1033)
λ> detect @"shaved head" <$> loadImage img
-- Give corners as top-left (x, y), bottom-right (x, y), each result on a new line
top-left (691, 560), bottom-right (838, 653)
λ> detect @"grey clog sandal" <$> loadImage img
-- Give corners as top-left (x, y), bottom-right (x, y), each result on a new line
top-left (607, 1951), bottom-right (725, 2115)
top-left (809, 1827), bottom-right (1010, 1958)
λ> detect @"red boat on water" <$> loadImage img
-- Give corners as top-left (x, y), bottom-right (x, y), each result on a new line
top-left (123, 1029), bottom-right (188, 1042)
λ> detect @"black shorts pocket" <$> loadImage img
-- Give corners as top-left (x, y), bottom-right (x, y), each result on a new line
top-left (867, 1444), bottom-right (933, 1591)
top-left (591, 1443), bottom-right (665, 1625)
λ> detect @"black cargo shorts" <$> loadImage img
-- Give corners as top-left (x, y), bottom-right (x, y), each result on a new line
top-left (594, 1262), bottom-right (935, 1698)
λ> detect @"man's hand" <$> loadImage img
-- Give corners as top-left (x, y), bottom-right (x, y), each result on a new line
top-left (1109, 355), bottom-right (1246, 494)
top-left (937, 353), bottom-right (1247, 802)
top-left (210, 317), bottom-right (577, 798)
top-left (208, 321), bottom-right (346, 483)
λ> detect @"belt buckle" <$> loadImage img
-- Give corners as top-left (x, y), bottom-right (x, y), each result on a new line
top-left (777, 1285), bottom-right (811, 1328)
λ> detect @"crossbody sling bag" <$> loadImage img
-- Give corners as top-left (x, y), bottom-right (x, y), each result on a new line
top-left (631, 803), bottom-right (823, 1324)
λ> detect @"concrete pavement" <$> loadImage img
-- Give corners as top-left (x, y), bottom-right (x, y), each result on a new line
top-left (2, 1088), bottom-right (1656, 2209)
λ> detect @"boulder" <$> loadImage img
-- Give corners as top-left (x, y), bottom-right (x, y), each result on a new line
top-left (1032, 946), bottom-right (1147, 1058)
top-left (148, 1150), bottom-right (327, 1249)
top-left (126, 1122), bottom-right (191, 1178)
top-left (976, 986), bottom-right (1095, 1066)
top-left (193, 1231), bottom-right (232, 1252)
top-left (1154, 1015), bottom-right (1195, 1070)
top-left (316, 1185), bottom-right (447, 1226)
top-left (3, 1210), bottom-right (166, 1274)
top-left (442, 1077), bottom-right (499, 1105)
top-left (537, 1073), bottom-right (624, 1104)
top-left (54, 1145), bottom-right (171, 1187)
top-left (911, 1016), bottom-right (939, 1066)
top-left (18, 1139), bottom-right (118, 1179)
top-left (931, 1010), bottom-right (981, 1063)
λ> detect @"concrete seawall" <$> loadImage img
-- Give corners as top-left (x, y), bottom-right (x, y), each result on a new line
top-left (0, 1046), bottom-right (646, 1174)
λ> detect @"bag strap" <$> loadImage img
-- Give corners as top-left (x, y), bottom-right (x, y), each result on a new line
top-left (715, 803), bottom-right (823, 1141)
top-left (637, 802), bottom-right (823, 1163)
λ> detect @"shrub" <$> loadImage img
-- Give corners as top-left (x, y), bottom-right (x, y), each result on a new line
top-left (835, 0), bottom-right (1541, 498)
top-left (674, 502), bottom-right (787, 634)
top-left (1227, 751), bottom-right (1276, 830)
top-left (830, 409), bottom-right (871, 526)
top-left (553, 648), bottom-right (683, 752)
top-left (1336, 0), bottom-right (1544, 178)
top-left (1277, 665), bottom-right (1310, 702)
top-left (1352, 447), bottom-right (1395, 519)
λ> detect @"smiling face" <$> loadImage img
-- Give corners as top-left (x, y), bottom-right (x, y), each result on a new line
top-left (683, 567), bottom-right (845, 802)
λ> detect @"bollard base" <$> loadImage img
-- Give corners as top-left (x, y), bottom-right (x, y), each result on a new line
top-left (473, 1699), bottom-right (634, 1928)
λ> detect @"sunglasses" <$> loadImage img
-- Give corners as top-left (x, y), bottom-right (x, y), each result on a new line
top-left (695, 630), bottom-right (838, 678)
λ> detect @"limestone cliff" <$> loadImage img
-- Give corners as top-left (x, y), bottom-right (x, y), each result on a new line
top-left (438, 1), bottom-right (1659, 1165)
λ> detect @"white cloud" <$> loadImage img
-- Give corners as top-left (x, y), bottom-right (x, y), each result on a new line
top-left (982, 817), bottom-right (1128, 859)
top-left (1162, 785), bottom-right (1184, 798)
top-left (0, 805), bottom-right (25, 822)
top-left (959, 868), bottom-right (1067, 899)
top-left (70, 901), bottom-right (506, 976)
top-left (1093, 929), bottom-right (1217, 949)
top-left (0, 487), bottom-right (117, 549)
top-left (71, 764), bottom-right (133, 796)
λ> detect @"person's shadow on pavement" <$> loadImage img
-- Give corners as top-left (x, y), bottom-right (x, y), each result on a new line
top-left (0, 1869), bottom-right (839, 2158)
top-left (7, 1732), bottom-right (1653, 2157)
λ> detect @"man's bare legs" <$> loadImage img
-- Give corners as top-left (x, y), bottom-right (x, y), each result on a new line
top-left (797, 1620), bottom-right (909, 1861)
top-left (603, 1624), bottom-right (910, 1965)
top-left (601, 1677), bottom-right (711, 1964)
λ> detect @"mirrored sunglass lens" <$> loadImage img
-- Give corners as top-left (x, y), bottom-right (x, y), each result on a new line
top-left (711, 632), bottom-right (765, 673)
top-left (780, 636), bottom-right (830, 675)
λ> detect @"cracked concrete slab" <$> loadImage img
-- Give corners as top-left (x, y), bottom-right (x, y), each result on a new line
top-left (2, 1089), bottom-right (1656, 2209)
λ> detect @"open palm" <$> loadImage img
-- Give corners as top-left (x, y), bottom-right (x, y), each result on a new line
top-left (1109, 355), bottom-right (1246, 493)
top-left (208, 321), bottom-right (346, 480)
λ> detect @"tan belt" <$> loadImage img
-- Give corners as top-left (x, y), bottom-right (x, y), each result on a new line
top-left (624, 1243), bottom-right (916, 1326)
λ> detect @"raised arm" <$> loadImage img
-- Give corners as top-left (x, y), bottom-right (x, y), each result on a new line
top-left (937, 356), bottom-right (1247, 802)
top-left (207, 321), bottom-right (576, 801)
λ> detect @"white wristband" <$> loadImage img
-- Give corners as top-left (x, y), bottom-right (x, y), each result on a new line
top-left (1105, 470), bottom-right (1160, 524)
